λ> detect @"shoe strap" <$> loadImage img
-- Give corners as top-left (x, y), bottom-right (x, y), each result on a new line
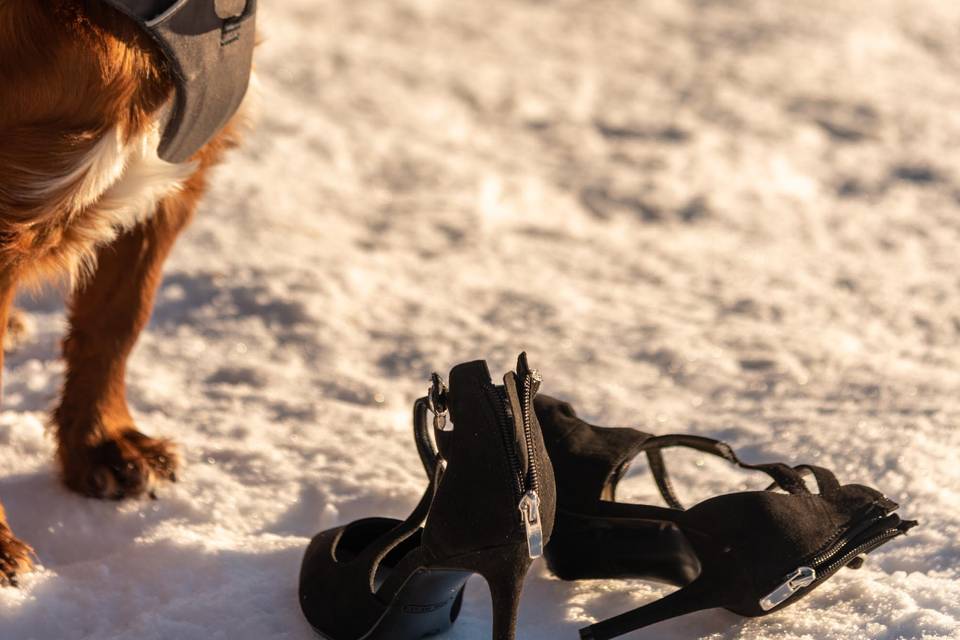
top-left (637, 434), bottom-right (817, 509)
top-left (413, 396), bottom-right (443, 479)
top-left (778, 463), bottom-right (841, 497)
top-left (423, 390), bottom-right (827, 506)
top-left (367, 456), bottom-right (447, 601)
top-left (351, 407), bottom-right (446, 599)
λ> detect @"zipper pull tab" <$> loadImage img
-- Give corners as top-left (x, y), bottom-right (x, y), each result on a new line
top-left (759, 566), bottom-right (816, 611)
top-left (518, 490), bottom-right (544, 559)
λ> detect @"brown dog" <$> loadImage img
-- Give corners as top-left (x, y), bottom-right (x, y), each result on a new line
top-left (0, 1), bottom-right (249, 584)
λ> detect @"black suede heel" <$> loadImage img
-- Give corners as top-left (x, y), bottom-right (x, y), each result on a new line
top-left (441, 543), bottom-right (534, 639)
top-left (298, 355), bottom-right (555, 640)
top-left (533, 395), bottom-right (917, 640)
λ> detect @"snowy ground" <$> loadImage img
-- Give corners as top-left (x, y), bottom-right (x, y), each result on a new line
top-left (2, 0), bottom-right (960, 638)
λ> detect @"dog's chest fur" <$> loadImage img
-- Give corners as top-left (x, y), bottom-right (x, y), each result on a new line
top-left (44, 121), bottom-right (193, 281)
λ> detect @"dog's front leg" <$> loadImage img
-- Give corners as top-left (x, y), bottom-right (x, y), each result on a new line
top-left (0, 273), bottom-right (34, 584)
top-left (0, 501), bottom-right (33, 586)
top-left (53, 192), bottom-right (197, 500)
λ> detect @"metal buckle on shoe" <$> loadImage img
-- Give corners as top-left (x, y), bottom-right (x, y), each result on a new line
top-left (427, 373), bottom-right (451, 431)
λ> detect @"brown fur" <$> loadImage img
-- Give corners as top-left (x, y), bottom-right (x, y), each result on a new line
top-left (0, 0), bottom-right (244, 584)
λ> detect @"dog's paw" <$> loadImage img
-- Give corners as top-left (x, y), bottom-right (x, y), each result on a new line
top-left (60, 430), bottom-right (179, 500)
top-left (0, 527), bottom-right (34, 587)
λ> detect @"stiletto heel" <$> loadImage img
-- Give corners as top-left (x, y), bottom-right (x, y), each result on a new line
top-left (580, 578), bottom-right (715, 639)
top-left (485, 553), bottom-right (531, 640)
top-left (444, 543), bottom-right (532, 640)
top-left (299, 354), bottom-right (555, 640)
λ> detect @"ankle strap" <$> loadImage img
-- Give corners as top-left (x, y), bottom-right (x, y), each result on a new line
top-left (424, 390), bottom-right (828, 507)
top-left (363, 420), bottom-right (447, 602)
top-left (638, 434), bottom-right (819, 508)
top-left (414, 371), bottom-right (450, 479)
top-left (413, 397), bottom-right (442, 479)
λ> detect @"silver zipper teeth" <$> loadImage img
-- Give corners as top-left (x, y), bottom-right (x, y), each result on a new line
top-left (482, 382), bottom-right (525, 501)
top-left (517, 368), bottom-right (544, 559)
top-left (483, 371), bottom-right (544, 559)
top-left (808, 512), bottom-right (886, 567)
top-left (817, 528), bottom-right (902, 576)
top-left (519, 371), bottom-right (541, 494)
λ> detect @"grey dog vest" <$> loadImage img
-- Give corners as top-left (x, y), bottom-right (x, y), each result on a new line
top-left (100, 0), bottom-right (257, 163)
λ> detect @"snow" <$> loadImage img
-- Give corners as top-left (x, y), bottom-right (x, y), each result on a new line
top-left (2, 0), bottom-right (960, 638)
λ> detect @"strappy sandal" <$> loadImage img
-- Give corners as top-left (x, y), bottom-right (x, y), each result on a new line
top-left (531, 395), bottom-right (917, 640)
top-left (298, 355), bottom-right (556, 640)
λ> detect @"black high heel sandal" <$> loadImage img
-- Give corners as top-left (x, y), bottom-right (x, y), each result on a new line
top-left (532, 395), bottom-right (918, 640)
top-left (298, 355), bottom-right (556, 640)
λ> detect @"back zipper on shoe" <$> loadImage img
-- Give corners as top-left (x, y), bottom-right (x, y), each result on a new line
top-left (517, 359), bottom-right (543, 558)
top-left (482, 382), bottom-right (525, 498)
top-left (518, 363), bottom-right (542, 496)
top-left (759, 512), bottom-right (910, 611)
top-left (480, 359), bottom-right (544, 559)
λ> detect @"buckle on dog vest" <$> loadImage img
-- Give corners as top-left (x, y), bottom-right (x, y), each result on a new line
top-left (100, 0), bottom-right (257, 163)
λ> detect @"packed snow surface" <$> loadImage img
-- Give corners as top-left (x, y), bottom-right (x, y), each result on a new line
top-left (2, 0), bottom-right (959, 638)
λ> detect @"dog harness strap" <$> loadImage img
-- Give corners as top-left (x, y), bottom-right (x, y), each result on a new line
top-left (99, 0), bottom-right (257, 163)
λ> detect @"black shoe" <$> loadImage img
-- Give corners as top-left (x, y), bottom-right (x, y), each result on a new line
top-left (533, 395), bottom-right (917, 640)
top-left (298, 354), bottom-right (556, 640)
